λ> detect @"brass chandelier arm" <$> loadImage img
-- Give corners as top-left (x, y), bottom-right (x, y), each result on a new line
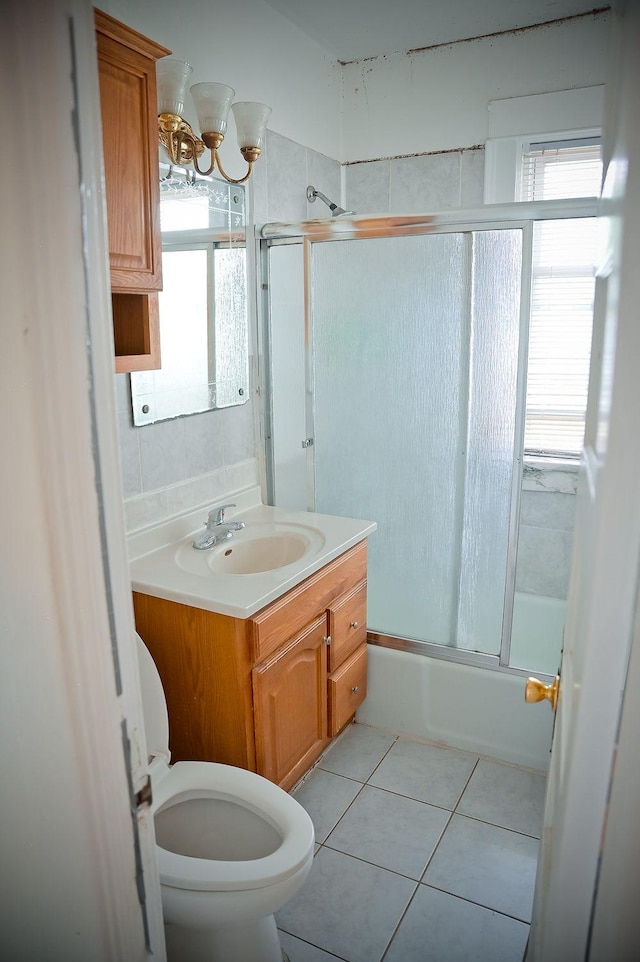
top-left (211, 149), bottom-right (253, 184)
top-left (191, 145), bottom-right (217, 177)
top-left (158, 115), bottom-right (262, 184)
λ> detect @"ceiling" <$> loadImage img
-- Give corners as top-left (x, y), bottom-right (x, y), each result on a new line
top-left (263, 0), bottom-right (606, 62)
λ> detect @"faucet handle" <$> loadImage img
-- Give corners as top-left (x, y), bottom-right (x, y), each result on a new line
top-left (209, 503), bottom-right (237, 525)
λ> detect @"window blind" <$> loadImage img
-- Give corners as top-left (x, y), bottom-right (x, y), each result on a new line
top-left (520, 141), bottom-right (602, 458)
top-left (521, 140), bottom-right (603, 201)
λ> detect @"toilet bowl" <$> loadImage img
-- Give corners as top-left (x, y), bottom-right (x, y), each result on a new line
top-left (136, 633), bottom-right (314, 962)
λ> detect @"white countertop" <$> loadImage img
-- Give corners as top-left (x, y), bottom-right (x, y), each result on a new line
top-left (128, 487), bottom-right (376, 619)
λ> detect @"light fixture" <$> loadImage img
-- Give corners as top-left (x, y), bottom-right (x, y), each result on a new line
top-left (156, 58), bottom-right (271, 184)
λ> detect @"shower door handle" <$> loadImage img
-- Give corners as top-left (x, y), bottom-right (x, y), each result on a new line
top-left (525, 675), bottom-right (560, 712)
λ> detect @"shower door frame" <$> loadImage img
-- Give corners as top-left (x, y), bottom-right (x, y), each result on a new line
top-left (260, 198), bottom-right (598, 678)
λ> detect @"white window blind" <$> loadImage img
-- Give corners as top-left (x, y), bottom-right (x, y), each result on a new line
top-left (520, 140), bottom-right (602, 458)
top-left (521, 139), bottom-right (603, 201)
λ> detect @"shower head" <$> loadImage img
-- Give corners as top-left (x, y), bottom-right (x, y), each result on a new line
top-left (307, 185), bottom-right (355, 217)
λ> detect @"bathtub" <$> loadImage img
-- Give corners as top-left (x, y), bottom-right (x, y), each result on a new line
top-left (356, 629), bottom-right (557, 773)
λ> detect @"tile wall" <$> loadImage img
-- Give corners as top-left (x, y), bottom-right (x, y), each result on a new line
top-left (252, 129), bottom-right (342, 225)
top-left (345, 147), bottom-right (485, 214)
top-left (517, 477), bottom-right (577, 600)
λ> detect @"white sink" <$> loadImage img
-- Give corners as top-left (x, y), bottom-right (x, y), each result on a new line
top-left (128, 489), bottom-right (376, 618)
top-left (175, 522), bottom-right (326, 577)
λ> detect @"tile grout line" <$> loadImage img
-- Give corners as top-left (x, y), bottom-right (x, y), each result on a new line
top-left (379, 880), bottom-right (421, 962)
top-left (318, 735), bottom-right (400, 844)
top-left (419, 881), bottom-right (533, 926)
top-left (416, 757), bottom-right (481, 882)
top-left (318, 841), bottom-right (441, 886)
top-left (312, 732), bottom-right (402, 844)
top-left (278, 925), bottom-right (350, 962)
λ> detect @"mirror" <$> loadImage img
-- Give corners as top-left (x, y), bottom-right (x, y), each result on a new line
top-left (131, 165), bottom-right (248, 425)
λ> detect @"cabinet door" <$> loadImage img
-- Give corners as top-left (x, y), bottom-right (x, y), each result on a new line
top-left (96, 12), bottom-right (166, 292)
top-left (253, 616), bottom-right (330, 791)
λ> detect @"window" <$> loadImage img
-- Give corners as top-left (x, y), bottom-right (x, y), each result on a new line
top-left (520, 139), bottom-right (603, 201)
top-left (520, 140), bottom-right (602, 458)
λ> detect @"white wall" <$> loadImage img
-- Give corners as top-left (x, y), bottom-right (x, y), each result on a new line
top-left (105, 0), bottom-right (342, 166)
top-left (341, 12), bottom-right (610, 162)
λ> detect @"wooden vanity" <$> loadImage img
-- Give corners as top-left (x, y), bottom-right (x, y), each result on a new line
top-left (133, 540), bottom-right (369, 792)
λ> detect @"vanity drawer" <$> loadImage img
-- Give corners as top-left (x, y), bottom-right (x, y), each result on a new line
top-left (327, 580), bottom-right (367, 671)
top-left (328, 642), bottom-right (367, 736)
top-left (251, 541), bottom-right (367, 663)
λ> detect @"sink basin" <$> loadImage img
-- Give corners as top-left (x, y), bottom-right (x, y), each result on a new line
top-left (210, 531), bottom-right (313, 574)
top-left (174, 522), bottom-right (326, 577)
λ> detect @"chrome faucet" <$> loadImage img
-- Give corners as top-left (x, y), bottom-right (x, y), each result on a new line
top-left (193, 503), bottom-right (246, 550)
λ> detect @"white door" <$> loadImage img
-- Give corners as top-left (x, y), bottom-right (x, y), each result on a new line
top-left (0, 1), bottom-right (165, 957)
top-left (526, 2), bottom-right (640, 958)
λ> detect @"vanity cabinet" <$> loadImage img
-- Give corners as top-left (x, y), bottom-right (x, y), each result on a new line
top-left (95, 10), bottom-right (169, 372)
top-left (133, 540), bottom-right (369, 791)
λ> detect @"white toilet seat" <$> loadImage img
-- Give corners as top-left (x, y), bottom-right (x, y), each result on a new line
top-left (152, 760), bottom-right (315, 892)
top-left (135, 632), bottom-right (314, 960)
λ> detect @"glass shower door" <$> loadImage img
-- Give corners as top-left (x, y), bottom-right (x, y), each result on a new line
top-left (310, 227), bottom-right (523, 656)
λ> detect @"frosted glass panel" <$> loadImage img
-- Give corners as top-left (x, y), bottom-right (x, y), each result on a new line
top-left (268, 244), bottom-right (309, 510)
top-left (212, 247), bottom-right (249, 408)
top-left (311, 228), bottom-right (523, 654)
top-left (313, 234), bottom-right (470, 646)
top-left (456, 230), bottom-right (523, 654)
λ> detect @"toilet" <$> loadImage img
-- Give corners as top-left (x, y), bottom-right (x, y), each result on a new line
top-left (135, 633), bottom-right (314, 962)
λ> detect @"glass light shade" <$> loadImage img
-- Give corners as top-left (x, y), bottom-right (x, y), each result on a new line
top-left (190, 82), bottom-right (235, 136)
top-left (231, 102), bottom-right (272, 149)
top-left (156, 59), bottom-right (193, 116)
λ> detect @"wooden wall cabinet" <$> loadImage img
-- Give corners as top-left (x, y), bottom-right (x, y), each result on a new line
top-left (133, 541), bottom-right (369, 792)
top-left (95, 9), bottom-right (169, 372)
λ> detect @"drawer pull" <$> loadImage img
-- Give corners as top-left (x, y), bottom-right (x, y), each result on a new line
top-left (351, 686), bottom-right (359, 693)
top-left (350, 621), bottom-right (359, 629)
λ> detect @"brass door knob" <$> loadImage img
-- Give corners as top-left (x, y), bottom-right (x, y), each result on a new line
top-left (525, 675), bottom-right (560, 712)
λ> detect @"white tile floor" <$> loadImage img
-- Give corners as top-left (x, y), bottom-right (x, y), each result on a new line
top-left (277, 723), bottom-right (546, 962)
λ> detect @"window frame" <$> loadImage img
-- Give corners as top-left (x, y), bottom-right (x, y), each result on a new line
top-left (484, 91), bottom-right (603, 464)
top-left (484, 86), bottom-right (604, 205)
